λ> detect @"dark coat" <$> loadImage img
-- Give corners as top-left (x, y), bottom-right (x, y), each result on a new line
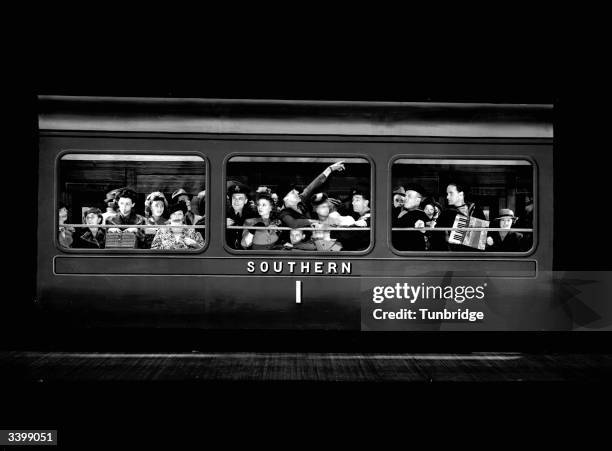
top-left (392, 208), bottom-right (430, 251)
top-left (336, 211), bottom-right (371, 251)
top-left (486, 230), bottom-right (524, 252)
top-left (74, 228), bottom-right (106, 249)
top-left (226, 205), bottom-right (257, 249)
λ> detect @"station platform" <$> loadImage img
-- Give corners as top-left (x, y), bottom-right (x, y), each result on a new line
top-left (2, 351), bottom-right (611, 382)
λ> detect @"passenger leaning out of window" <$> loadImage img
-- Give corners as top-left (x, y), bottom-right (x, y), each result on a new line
top-left (335, 187), bottom-right (371, 251)
top-left (241, 193), bottom-right (283, 250)
top-left (75, 207), bottom-right (106, 249)
top-left (278, 160), bottom-right (346, 229)
top-left (105, 188), bottom-right (146, 247)
top-left (151, 201), bottom-right (204, 250)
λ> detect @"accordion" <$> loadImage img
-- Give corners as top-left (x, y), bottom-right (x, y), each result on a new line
top-left (448, 215), bottom-right (489, 250)
top-left (105, 231), bottom-right (137, 248)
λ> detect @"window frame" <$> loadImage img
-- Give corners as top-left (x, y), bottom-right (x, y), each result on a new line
top-left (54, 149), bottom-right (210, 254)
top-left (222, 151), bottom-right (376, 256)
top-left (387, 153), bottom-right (539, 258)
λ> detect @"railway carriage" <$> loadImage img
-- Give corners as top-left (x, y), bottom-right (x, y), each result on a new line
top-left (37, 96), bottom-right (557, 331)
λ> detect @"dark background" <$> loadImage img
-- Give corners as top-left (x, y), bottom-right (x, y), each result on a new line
top-left (3, 17), bottom-right (609, 444)
top-left (6, 46), bottom-right (609, 354)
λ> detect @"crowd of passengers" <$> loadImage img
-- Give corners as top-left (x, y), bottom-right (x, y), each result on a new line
top-left (391, 182), bottom-right (534, 252)
top-left (58, 161), bottom-right (371, 252)
top-left (57, 161), bottom-right (533, 252)
top-left (58, 187), bottom-right (206, 250)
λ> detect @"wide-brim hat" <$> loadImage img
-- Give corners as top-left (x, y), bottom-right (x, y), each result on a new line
top-left (171, 188), bottom-right (189, 200)
top-left (495, 208), bottom-right (516, 220)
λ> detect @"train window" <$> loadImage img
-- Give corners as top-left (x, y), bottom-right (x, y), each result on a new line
top-left (391, 158), bottom-right (534, 254)
top-left (225, 156), bottom-right (372, 253)
top-left (57, 153), bottom-right (207, 252)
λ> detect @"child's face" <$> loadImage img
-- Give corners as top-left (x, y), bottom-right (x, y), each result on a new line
top-left (85, 213), bottom-right (101, 226)
top-left (290, 230), bottom-right (304, 245)
top-left (118, 197), bottom-right (134, 216)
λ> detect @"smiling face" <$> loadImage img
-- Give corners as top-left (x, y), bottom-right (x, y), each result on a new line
top-left (117, 197), bottom-right (134, 216)
top-left (151, 200), bottom-right (165, 218)
top-left (257, 198), bottom-right (272, 218)
top-left (231, 193), bottom-right (247, 211)
top-left (352, 195), bottom-right (369, 215)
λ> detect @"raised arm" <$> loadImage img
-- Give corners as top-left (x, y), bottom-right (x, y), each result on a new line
top-left (300, 161), bottom-right (346, 201)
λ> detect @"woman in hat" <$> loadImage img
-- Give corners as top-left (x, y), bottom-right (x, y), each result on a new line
top-left (241, 193), bottom-right (283, 250)
top-left (74, 207), bottom-right (106, 249)
top-left (150, 202), bottom-right (204, 250)
top-left (486, 209), bottom-right (524, 252)
top-left (143, 191), bottom-right (169, 249)
top-left (171, 188), bottom-right (196, 224)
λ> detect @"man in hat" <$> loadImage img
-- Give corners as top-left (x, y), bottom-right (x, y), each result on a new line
top-left (106, 187), bottom-right (146, 247)
top-left (226, 182), bottom-right (257, 249)
top-left (335, 186), bottom-right (371, 251)
top-left (279, 160), bottom-right (346, 229)
top-left (392, 184), bottom-right (430, 251)
top-left (74, 207), bottom-right (106, 249)
top-left (435, 182), bottom-right (486, 251)
top-left (486, 208), bottom-right (524, 252)
top-left (171, 188), bottom-right (197, 225)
